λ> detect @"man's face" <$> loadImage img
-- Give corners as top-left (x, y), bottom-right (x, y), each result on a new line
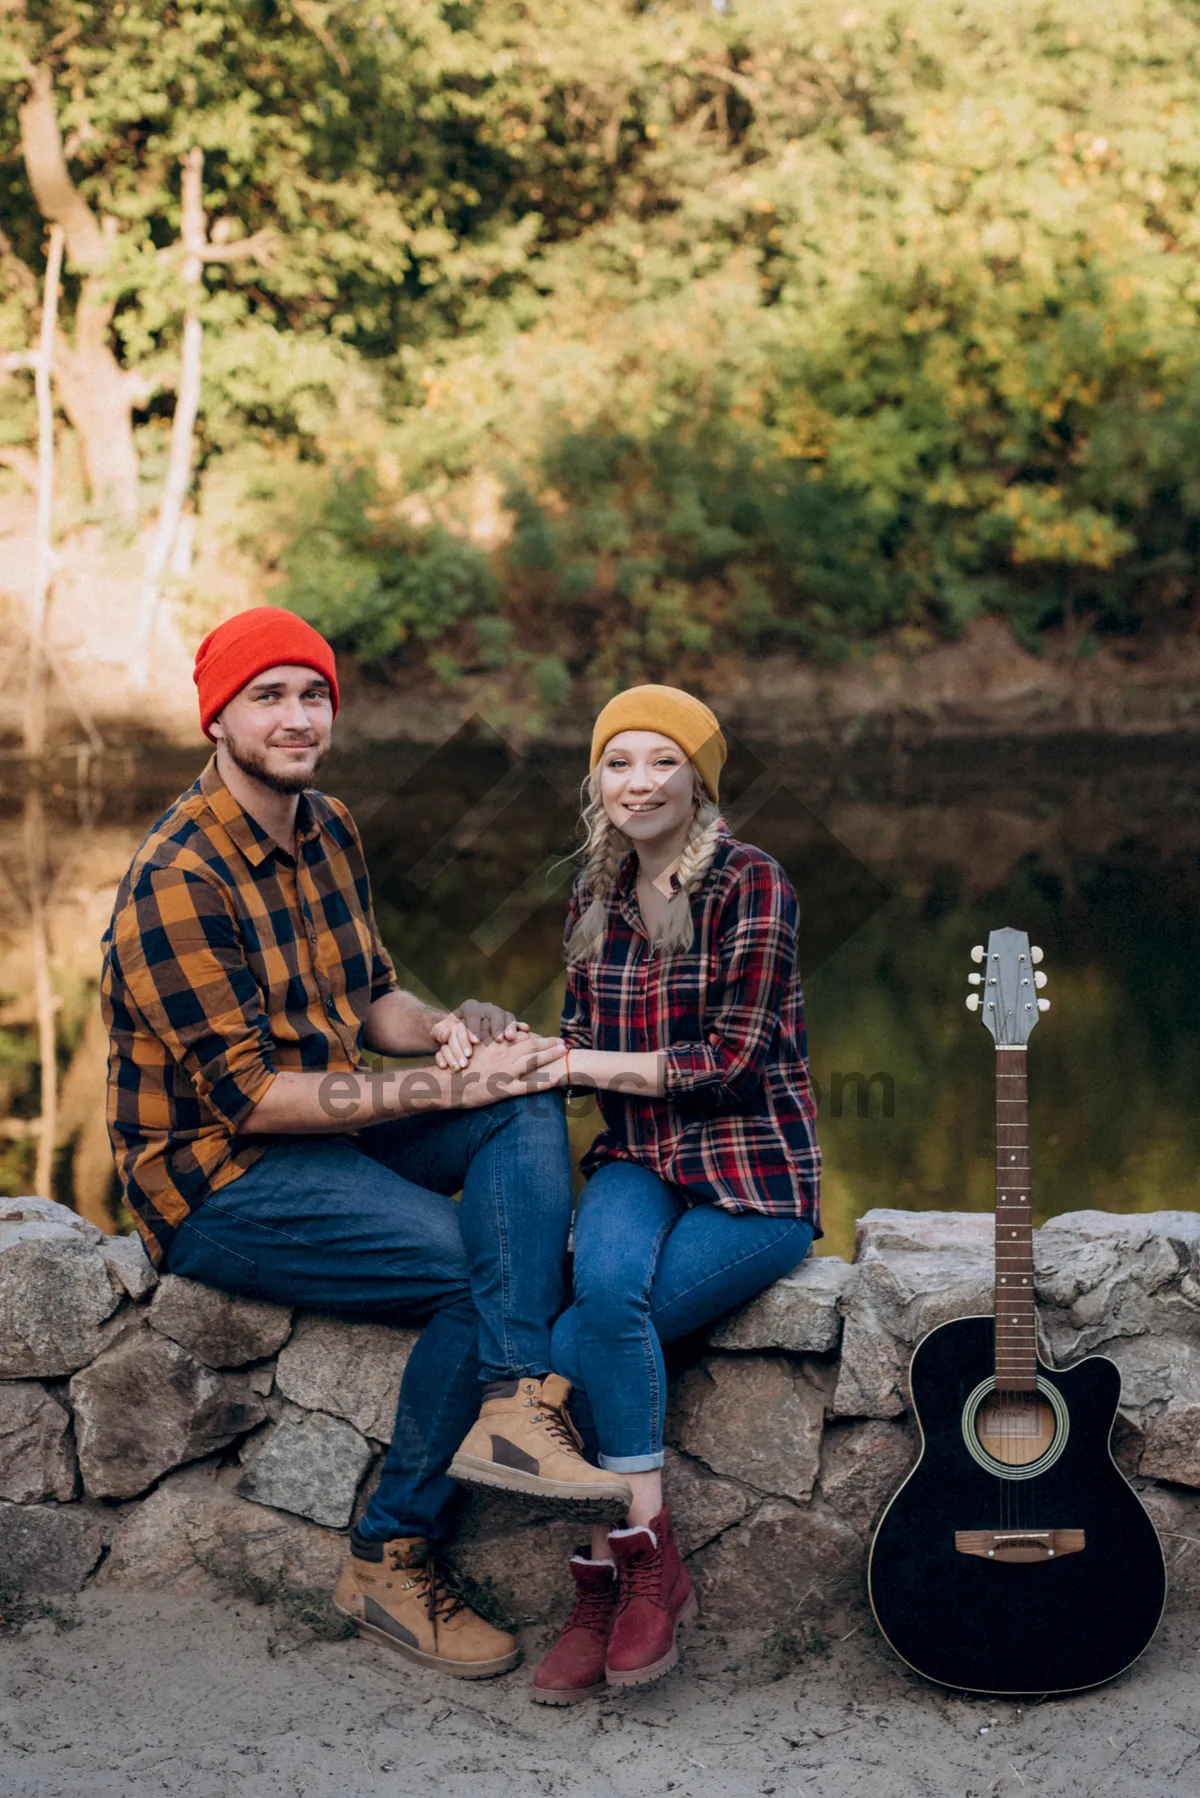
top-left (211, 663), bottom-right (334, 795)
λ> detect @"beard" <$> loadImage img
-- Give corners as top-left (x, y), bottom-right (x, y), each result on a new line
top-left (221, 726), bottom-right (331, 795)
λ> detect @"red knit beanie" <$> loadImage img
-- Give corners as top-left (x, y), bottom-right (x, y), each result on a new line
top-left (193, 607), bottom-right (339, 740)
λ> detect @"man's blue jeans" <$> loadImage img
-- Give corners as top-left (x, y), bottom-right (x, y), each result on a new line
top-left (550, 1160), bottom-right (814, 1473)
top-left (167, 1093), bottom-right (572, 1542)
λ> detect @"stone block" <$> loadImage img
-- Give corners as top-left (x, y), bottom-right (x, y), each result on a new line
top-left (816, 1418), bottom-right (919, 1537)
top-left (236, 1410), bottom-right (372, 1529)
top-left (98, 1462), bottom-right (347, 1597)
top-left (1141, 1407), bottom-right (1200, 1489)
top-left (833, 1247), bottom-right (992, 1418)
top-left (148, 1274), bottom-right (292, 1368)
top-left (97, 1234), bottom-right (158, 1301)
top-left (687, 1498), bottom-right (862, 1628)
top-left (708, 1256), bottom-right (855, 1355)
top-left (274, 1313), bottom-right (419, 1442)
top-left (451, 1490), bottom-right (580, 1624)
top-left (1035, 1212), bottom-right (1200, 1361)
top-left (0, 1230), bottom-right (122, 1378)
top-left (0, 1381), bottom-right (76, 1504)
top-left (1097, 1334), bottom-right (1200, 1425)
top-left (0, 1195), bottom-right (101, 1239)
top-left (662, 1446), bottom-right (755, 1556)
top-left (0, 1499), bottom-right (105, 1594)
top-left (668, 1355), bottom-right (824, 1502)
top-left (70, 1328), bottom-right (266, 1499)
top-left (1139, 1484), bottom-right (1200, 1608)
top-left (451, 1515), bottom-right (579, 1626)
top-left (855, 1209), bottom-right (995, 1258)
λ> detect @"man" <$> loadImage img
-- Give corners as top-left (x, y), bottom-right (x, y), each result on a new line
top-left (101, 605), bottom-right (629, 1680)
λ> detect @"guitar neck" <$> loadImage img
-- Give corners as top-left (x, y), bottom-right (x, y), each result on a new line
top-left (994, 1045), bottom-right (1036, 1391)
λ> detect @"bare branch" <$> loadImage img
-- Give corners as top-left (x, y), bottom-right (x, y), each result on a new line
top-left (18, 64), bottom-right (107, 272)
top-left (156, 224), bottom-right (279, 271)
top-left (696, 60), bottom-right (762, 102)
top-left (198, 227), bottom-right (279, 267)
top-left (291, 0), bottom-right (350, 77)
top-left (0, 445), bottom-right (39, 489)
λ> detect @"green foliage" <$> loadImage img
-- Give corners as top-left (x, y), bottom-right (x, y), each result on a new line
top-left (283, 470), bottom-right (498, 666)
top-left (8, 1), bottom-right (1200, 673)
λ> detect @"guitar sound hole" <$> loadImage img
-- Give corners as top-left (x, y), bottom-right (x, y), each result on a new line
top-left (974, 1392), bottom-right (1058, 1467)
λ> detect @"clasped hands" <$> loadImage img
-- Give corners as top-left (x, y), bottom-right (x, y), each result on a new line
top-left (432, 998), bottom-right (568, 1092)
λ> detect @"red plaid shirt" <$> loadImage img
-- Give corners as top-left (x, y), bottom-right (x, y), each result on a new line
top-left (561, 826), bottom-right (821, 1228)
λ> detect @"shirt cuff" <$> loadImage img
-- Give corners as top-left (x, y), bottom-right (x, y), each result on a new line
top-left (195, 1057), bottom-right (277, 1132)
top-left (664, 1042), bottom-right (728, 1097)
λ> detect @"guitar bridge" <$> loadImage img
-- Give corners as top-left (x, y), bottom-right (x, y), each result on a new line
top-left (955, 1529), bottom-right (1085, 1563)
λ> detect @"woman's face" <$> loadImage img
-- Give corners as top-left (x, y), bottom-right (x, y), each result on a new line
top-left (598, 730), bottom-right (698, 847)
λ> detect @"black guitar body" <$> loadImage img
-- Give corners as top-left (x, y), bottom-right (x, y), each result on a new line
top-left (868, 1315), bottom-right (1166, 1694)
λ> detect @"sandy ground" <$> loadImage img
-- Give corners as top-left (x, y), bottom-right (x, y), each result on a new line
top-left (2, 1592), bottom-right (1199, 1798)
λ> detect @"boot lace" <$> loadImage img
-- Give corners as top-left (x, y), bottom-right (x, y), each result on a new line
top-left (615, 1545), bottom-right (663, 1615)
top-left (527, 1392), bottom-right (585, 1455)
top-left (569, 1579), bottom-right (617, 1632)
top-left (387, 1544), bottom-right (468, 1626)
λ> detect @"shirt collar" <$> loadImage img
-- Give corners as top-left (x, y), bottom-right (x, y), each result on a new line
top-left (198, 755), bottom-right (319, 866)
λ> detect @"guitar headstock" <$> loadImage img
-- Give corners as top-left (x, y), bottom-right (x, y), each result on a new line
top-left (966, 926), bottom-right (1049, 1046)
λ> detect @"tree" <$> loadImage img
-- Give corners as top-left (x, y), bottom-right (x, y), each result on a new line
top-left (5, 1), bottom-right (1200, 703)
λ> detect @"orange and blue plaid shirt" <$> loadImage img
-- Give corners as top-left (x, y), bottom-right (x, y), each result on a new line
top-left (561, 827), bottom-right (821, 1228)
top-left (101, 757), bottom-right (398, 1261)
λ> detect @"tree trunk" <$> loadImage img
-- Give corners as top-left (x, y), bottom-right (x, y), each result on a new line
top-left (53, 288), bottom-right (143, 523)
top-left (18, 63), bottom-right (142, 524)
top-left (25, 223), bottom-right (63, 760)
top-left (23, 789), bottom-right (58, 1202)
top-left (129, 148), bottom-right (206, 688)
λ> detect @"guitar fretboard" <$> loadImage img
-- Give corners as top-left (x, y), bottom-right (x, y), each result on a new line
top-left (994, 1044), bottom-right (1036, 1391)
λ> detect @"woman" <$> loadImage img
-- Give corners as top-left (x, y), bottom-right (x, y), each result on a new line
top-left (530, 683), bottom-right (821, 1703)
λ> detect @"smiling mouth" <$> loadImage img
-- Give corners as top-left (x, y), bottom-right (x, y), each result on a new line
top-left (623, 802), bottom-right (665, 813)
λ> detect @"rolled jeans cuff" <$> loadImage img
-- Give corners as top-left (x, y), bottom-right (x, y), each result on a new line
top-left (598, 1450), bottom-right (665, 1474)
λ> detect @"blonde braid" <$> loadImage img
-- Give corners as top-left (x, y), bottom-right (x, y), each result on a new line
top-left (649, 797), bottom-right (723, 955)
top-left (565, 774), bottom-right (629, 964)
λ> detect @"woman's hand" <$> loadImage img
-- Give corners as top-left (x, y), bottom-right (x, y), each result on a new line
top-left (432, 999), bottom-right (529, 1070)
top-left (452, 1031), bottom-right (566, 1105)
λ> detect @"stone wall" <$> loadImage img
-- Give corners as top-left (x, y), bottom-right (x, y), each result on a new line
top-left (4, 1195), bottom-right (1200, 1632)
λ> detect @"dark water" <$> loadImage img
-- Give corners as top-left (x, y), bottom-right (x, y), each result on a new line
top-left (2, 731), bottom-right (1196, 1258)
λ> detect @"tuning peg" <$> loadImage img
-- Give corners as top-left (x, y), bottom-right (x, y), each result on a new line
top-left (968, 972), bottom-right (982, 985)
top-left (1037, 997), bottom-right (1050, 1011)
top-left (1031, 945), bottom-right (1044, 964)
top-left (1034, 970), bottom-right (1047, 988)
top-left (971, 945), bottom-right (985, 963)
top-left (966, 994), bottom-right (981, 1011)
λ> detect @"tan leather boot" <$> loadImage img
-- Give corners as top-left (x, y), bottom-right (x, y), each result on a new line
top-left (332, 1534), bottom-right (519, 1679)
top-left (449, 1375), bottom-right (632, 1518)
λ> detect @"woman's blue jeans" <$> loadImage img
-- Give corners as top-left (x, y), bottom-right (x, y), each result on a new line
top-left (166, 1093), bottom-right (572, 1543)
top-left (550, 1160), bottom-right (814, 1473)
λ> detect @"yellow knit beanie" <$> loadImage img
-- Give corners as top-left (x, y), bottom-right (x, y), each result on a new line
top-left (589, 684), bottom-right (727, 801)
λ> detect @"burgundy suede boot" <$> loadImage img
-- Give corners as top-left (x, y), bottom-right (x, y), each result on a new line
top-left (605, 1506), bottom-right (698, 1687)
top-left (530, 1553), bottom-right (619, 1705)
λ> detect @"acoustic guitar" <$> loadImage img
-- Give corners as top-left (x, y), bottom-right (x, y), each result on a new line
top-left (867, 927), bottom-right (1165, 1694)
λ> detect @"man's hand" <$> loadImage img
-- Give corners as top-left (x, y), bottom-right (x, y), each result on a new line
top-left (432, 999), bottom-right (529, 1070)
